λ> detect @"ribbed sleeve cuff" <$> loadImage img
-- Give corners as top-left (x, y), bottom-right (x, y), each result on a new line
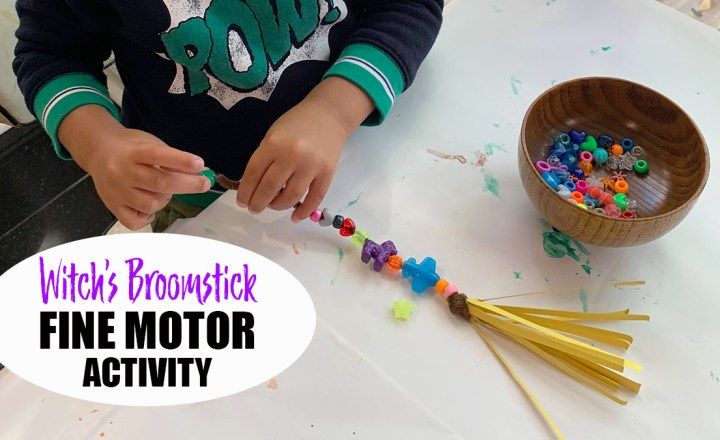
top-left (323, 43), bottom-right (405, 126)
top-left (33, 73), bottom-right (120, 159)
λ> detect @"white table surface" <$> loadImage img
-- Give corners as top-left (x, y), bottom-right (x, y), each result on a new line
top-left (2, 0), bottom-right (720, 438)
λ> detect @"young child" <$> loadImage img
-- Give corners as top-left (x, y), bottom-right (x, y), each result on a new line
top-left (13, 0), bottom-right (443, 231)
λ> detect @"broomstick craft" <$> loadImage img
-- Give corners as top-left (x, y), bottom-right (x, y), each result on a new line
top-left (210, 171), bottom-right (649, 439)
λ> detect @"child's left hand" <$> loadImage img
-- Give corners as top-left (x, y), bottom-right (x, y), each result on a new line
top-left (236, 77), bottom-right (374, 222)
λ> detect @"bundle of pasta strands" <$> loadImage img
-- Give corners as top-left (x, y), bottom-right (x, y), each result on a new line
top-left (450, 294), bottom-right (648, 439)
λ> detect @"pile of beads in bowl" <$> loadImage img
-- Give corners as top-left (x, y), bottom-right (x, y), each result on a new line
top-left (536, 130), bottom-right (650, 219)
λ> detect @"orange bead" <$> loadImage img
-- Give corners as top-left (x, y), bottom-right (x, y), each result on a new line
top-left (598, 191), bottom-right (615, 206)
top-left (571, 191), bottom-right (584, 204)
top-left (435, 279), bottom-right (449, 294)
top-left (387, 255), bottom-right (403, 271)
top-left (587, 185), bottom-right (603, 199)
top-left (578, 161), bottom-right (593, 176)
top-left (611, 144), bottom-right (623, 156)
top-left (601, 178), bottom-right (615, 191)
top-left (614, 179), bottom-right (629, 194)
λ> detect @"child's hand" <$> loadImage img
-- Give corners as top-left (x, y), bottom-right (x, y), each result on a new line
top-left (237, 77), bottom-right (374, 222)
top-left (59, 105), bottom-right (209, 230)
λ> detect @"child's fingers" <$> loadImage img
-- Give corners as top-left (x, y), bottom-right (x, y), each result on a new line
top-left (126, 188), bottom-right (171, 215)
top-left (269, 172), bottom-right (312, 211)
top-left (237, 152), bottom-right (272, 208)
top-left (291, 173), bottom-right (331, 223)
top-left (247, 162), bottom-right (293, 214)
top-left (132, 165), bottom-right (210, 194)
top-left (116, 206), bottom-right (152, 231)
top-left (135, 143), bottom-right (204, 174)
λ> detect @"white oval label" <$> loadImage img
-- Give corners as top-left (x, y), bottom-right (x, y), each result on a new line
top-left (0, 233), bottom-right (316, 406)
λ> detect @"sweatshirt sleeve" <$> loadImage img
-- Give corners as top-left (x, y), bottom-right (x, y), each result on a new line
top-left (13, 0), bottom-right (121, 159)
top-left (323, 0), bottom-right (443, 126)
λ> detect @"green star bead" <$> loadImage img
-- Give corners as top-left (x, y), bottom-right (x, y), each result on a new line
top-left (392, 299), bottom-right (414, 321)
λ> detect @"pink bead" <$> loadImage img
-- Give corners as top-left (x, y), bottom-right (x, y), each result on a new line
top-left (575, 180), bottom-right (588, 194)
top-left (442, 283), bottom-right (458, 298)
top-left (310, 209), bottom-right (322, 222)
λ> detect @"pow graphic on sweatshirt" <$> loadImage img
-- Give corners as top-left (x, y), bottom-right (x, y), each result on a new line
top-left (159, 0), bottom-right (347, 109)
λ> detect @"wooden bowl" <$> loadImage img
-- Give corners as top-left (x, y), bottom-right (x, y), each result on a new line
top-left (519, 77), bottom-right (709, 247)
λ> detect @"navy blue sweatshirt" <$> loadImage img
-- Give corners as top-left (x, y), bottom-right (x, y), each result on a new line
top-left (13, 0), bottom-right (443, 182)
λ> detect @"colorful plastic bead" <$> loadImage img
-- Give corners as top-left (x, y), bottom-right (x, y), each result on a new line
top-left (619, 152), bottom-right (636, 170)
top-left (557, 185), bottom-right (571, 199)
top-left (392, 299), bottom-right (413, 320)
top-left (585, 176), bottom-right (603, 188)
top-left (339, 218), bottom-right (356, 237)
top-left (570, 168), bottom-right (585, 180)
top-left (555, 133), bottom-right (571, 146)
top-left (575, 180), bottom-right (589, 194)
top-left (576, 203), bottom-right (588, 210)
top-left (630, 146), bottom-right (645, 158)
top-left (605, 155), bottom-right (619, 171)
top-left (561, 154), bottom-right (579, 170)
top-left (614, 193), bottom-right (628, 211)
top-left (621, 211), bottom-right (636, 219)
top-left (579, 151), bottom-right (593, 162)
top-left (564, 181), bottom-right (576, 192)
top-left (610, 171), bottom-right (627, 182)
top-left (587, 185), bottom-right (603, 199)
top-left (604, 204), bottom-right (622, 218)
top-left (626, 199), bottom-right (638, 211)
top-left (435, 279), bottom-right (449, 294)
top-left (319, 208), bottom-right (335, 226)
top-left (584, 198), bottom-right (595, 209)
top-left (310, 209), bottom-right (322, 222)
top-left (614, 179), bottom-right (629, 194)
top-left (580, 135), bottom-right (597, 152)
top-left (611, 144), bottom-right (624, 156)
top-left (621, 137), bottom-right (635, 152)
top-left (332, 215), bottom-right (344, 229)
top-left (387, 255), bottom-right (403, 271)
top-left (536, 160), bottom-right (552, 173)
top-left (593, 148), bottom-right (609, 165)
top-left (634, 159), bottom-right (649, 174)
top-left (442, 283), bottom-right (459, 298)
top-left (552, 169), bottom-right (570, 182)
top-left (597, 134), bottom-right (614, 149)
top-left (361, 239), bottom-right (397, 271)
top-left (351, 228), bottom-right (370, 247)
top-left (200, 168), bottom-right (217, 187)
top-left (571, 191), bottom-right (584, 204)
top-left (594, 207), bottom-right (606, 215)
top-left (578, 161), bottom-right (593, 176)
top-left (541, 172), bottom-right (560, 190)
top-left (550, 145), bottom-right (567, 158)
top-left (569, 130), bottom-right (586, 144)
top-left (402, 257), bottom-right (441, 294)
top-left (598, 191), bottom-right (615, 206)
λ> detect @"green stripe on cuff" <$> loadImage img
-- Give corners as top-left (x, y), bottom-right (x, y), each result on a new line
top-left (323, 43), bottom-right (405, 126)
top-left (33, 73), bottom-right (121, 160)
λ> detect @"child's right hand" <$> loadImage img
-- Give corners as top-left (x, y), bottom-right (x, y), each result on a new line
top-left (59, 105), bottom-right (209, 230)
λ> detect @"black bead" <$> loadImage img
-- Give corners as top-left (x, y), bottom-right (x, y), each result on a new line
top-left (332, 215), bottom-right (344, 229)
top-left (597, 134), bottom-right (614, 149)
